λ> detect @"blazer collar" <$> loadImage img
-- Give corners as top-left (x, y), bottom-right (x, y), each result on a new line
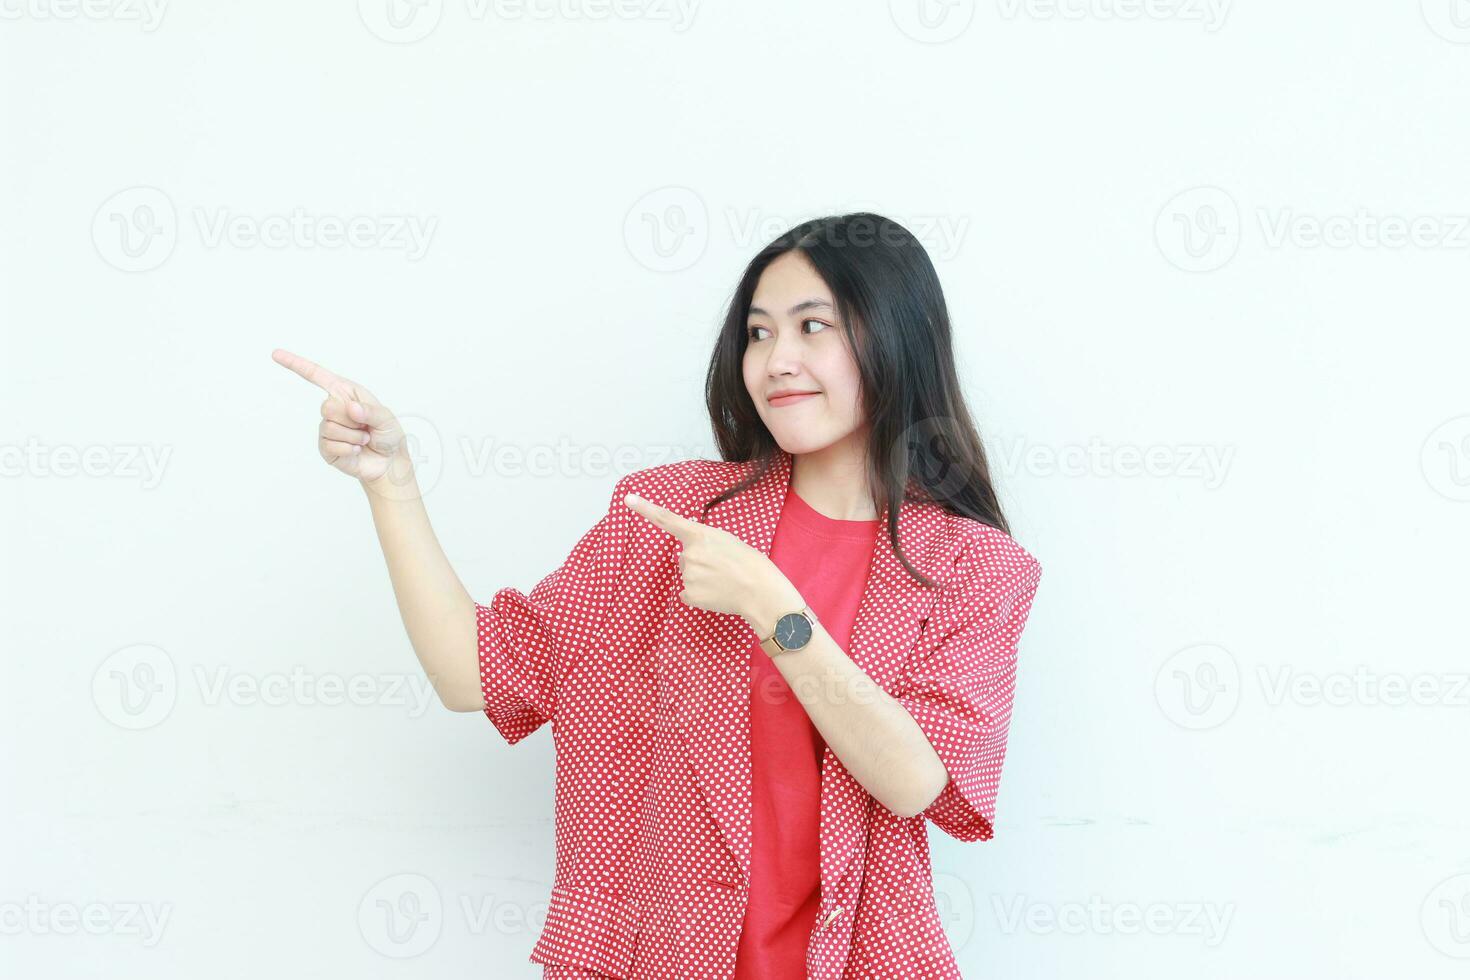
top-left (655, 448), bottom-right (951, 898)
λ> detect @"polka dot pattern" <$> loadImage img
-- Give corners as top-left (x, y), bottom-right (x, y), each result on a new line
top-left (476, 450), bottom-right (1043, 978)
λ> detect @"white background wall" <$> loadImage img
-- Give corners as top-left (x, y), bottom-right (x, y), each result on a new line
top-left (4, 1), bottom-right (1468, 977)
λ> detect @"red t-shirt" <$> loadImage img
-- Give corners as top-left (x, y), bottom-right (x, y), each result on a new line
top-left (733, 483), bottom-right (881, 979)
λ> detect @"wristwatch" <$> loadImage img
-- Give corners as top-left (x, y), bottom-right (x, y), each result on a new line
top-left (758, 604), bottom-right (818, 656)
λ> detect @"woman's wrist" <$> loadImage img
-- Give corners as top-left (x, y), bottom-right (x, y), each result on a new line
top-left (360, 448), bottom-right (420, 503)
top-left (741, 573), bottom-right (806, 638)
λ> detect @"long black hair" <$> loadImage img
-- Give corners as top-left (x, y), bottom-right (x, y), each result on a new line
top-left (700, 212), bottom-right (1012, 590)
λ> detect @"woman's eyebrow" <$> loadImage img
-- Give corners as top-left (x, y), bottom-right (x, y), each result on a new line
top-left (748, 299), bottom-right (834, 318)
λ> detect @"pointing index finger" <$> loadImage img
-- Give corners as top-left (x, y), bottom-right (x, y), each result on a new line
top-left (624, 492), bottom-right (698, 542)
top-left (272, 348), bottom-right (346, 394)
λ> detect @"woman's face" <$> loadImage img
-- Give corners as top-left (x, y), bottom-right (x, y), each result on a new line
top-left (742, 250), bottom-right (867, 456)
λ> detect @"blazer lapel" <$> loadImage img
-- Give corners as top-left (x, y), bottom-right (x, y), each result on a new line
top-left (658, 449), bottom-right (950, 891)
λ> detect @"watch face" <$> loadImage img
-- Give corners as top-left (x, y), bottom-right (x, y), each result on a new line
top-left (775, 611), bottom-right (813, 651)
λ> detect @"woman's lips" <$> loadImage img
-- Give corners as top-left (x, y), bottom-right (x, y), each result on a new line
top-left (768, 392), bottom-right (821, 407)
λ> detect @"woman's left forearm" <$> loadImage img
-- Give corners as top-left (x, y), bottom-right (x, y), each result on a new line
top-left (740, 577), bottom-right (949, 819)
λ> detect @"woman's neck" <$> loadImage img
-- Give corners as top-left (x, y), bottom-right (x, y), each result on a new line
top-left (788, 439), bottom-right (878, 521)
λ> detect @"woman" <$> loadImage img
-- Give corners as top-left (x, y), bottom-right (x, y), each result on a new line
top-left (272, 212), bottom-right (1043, 979)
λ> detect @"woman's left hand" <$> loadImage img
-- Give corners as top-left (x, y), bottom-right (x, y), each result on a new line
top-left (623, 491), bottom-right (801, 627)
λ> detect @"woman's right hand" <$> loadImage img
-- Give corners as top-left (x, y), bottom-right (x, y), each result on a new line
top-left (273, 347), bottom-right (475, 711)
top-left (271, 348), bottom-right (410, 487)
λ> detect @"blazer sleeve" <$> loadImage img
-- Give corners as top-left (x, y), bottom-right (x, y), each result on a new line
top-left (475, 474), bottom-right (634, 745)
top-left (890, 532), bottom-right (1043, 842)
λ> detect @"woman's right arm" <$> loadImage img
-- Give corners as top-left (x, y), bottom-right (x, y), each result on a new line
top-left (272, 348), bottom-right (483, 713)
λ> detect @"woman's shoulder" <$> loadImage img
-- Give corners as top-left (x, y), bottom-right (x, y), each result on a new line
top-left (943, 510), bottom-right (1043, 584)
top-left (615, 456), bottom-right (743, 503)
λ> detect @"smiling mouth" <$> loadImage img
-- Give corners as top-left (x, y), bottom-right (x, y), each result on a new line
top-left (768, 391), bottom-right (821, 406)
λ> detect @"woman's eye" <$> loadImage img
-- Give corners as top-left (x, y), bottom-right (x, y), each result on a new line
top-left (747, 319), bottom-right (830, 341)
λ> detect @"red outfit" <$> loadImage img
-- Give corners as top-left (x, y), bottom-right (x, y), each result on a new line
top-left (734, 486), bottom-right (881, 979)
top-left (475, 450), bottom-right (1044, 978)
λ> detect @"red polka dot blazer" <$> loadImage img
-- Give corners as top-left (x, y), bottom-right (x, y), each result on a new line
top-left (476, 449), bottom-right (1043, 979)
